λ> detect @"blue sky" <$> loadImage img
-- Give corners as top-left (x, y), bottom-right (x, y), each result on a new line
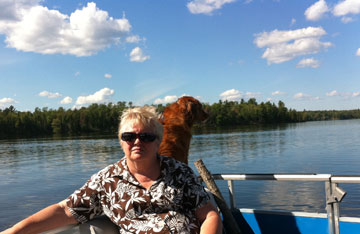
top-left (0, 0), bottom-right (359, 111)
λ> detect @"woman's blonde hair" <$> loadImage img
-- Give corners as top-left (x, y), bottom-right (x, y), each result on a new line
top-left (118, 106), bottom-right (163, 142)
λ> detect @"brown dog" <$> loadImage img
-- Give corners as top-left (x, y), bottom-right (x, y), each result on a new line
top-left (158, 96), bottom-right (209, 164)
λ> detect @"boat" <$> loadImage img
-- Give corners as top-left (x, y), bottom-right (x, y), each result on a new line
top-left (44, 173), bottom-right (360, 234)
top-left (211, 173), bottom-right (360, 234)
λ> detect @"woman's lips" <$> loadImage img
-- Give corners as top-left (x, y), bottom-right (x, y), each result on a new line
top-left (131, 147), bottom-right (143, 153)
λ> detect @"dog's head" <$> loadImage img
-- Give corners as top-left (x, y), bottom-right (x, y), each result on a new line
top-left (176, 96), bottom-right (209, 126)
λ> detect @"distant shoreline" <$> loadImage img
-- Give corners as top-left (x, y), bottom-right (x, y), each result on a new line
top-left (1, 99), bottom-right (359, 139)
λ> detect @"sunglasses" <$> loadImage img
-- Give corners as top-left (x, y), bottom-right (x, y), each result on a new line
top-left (121, 132), bottom-right (157, 143)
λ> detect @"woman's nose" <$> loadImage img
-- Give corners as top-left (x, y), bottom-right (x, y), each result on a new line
top-left (134, 137), bottom-right (141, 144)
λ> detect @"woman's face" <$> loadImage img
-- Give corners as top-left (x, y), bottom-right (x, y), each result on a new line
top-left (120, 123), bottom-right (160, 163)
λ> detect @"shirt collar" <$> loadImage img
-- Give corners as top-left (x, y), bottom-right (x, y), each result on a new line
top-left (111, 155), bottom-right (166, 187)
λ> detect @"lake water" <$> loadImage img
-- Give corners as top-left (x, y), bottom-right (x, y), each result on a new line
top-left (1, 119), bottom-right (360, 230)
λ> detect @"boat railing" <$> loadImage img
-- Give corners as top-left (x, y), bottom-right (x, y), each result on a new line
top-left (211, 173), bottom-right (360, 234)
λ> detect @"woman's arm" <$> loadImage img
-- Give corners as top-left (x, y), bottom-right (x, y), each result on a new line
top-left (1, 200), bottom-right (78, 234)
top-left (195, 202), bottom-right (223, 234)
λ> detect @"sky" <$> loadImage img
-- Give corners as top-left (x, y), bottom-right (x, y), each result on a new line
top-left (0, 0), bottom-right (359, 111)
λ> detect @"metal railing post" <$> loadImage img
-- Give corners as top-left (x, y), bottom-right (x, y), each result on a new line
top-left (227, 180), bottom-right (236, 209)
top-left (325, 181), bottom-right (346, 234)
top-left (325, 181), bottom-right (336, 234)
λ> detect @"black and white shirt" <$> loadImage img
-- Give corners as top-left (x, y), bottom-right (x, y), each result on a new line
top-left (66, 155), bottom-right (210, 233)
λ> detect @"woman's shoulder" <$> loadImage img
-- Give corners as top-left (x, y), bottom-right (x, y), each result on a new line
top-left (159, 155), bottom-right (195, 175)
top-left (159, 155), bottom-right (187, 167)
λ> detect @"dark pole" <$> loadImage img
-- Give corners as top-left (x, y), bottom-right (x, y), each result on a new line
top-left (194, 159), bottom-right (242, 234)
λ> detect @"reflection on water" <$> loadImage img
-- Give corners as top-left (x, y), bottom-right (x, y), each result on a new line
top-left (0, 136), bottom-right (123, 230)
top-left (188, 119), bottom-right (360, 216)
top-left (1, 119), bottom-right (360, 229)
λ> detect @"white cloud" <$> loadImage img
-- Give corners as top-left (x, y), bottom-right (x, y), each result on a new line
top-left (0, 97), bottom-right (18, 107)
top-left (326, 90), bottom-right (339, 96)
top-left (346, 92), bottom-right (360, 98)
top-left (305, 0), bottom-right (329, 21)
top-left (341, 16), bottom-right (354, 23)
top-left (296, 58), bottom-right (320, 68)
top-left (291, 18), bottom-right (296, 26)
top-left (353, 92), bottom-right (360, 97)
top-left (220, 89), bottom-right (243, 101)
top-left (356, 48), bottom-right (360, 56)
top-left (0, 0), bottom-right (39, 21)
top-left (187, 0), bottom-right (236, 15)
top-left (74, 71), bottom-right (80, 76)
top-left (333, 0), bottom-right (360, 16)
top-left (254, 27), bottom-right (326, 48)
top-left (39, 91), bottom-right (62, 98)
top-left (261, 38), bottom-right (331, 64)
top-left (153, 95), bottom-right (178, 104)
top-left (244, 92), bottom-right (261, 99)
top-left (75, 88), bottom-right (114, 105)
top-left (60, 96), bottom-right (73, 104)
top-left (254, 27), bottom-right (332, 64)
top-left (104, 73), bottom-right (112, 79)
top-left (219, 89), bottom-right (261, 101)
top-left (153, 94), bottom-right (197, 105)
top-left (129, 47), bottom-right (150, 62)
top-left (0, 2), bottom-right (131, 56)
top-left (294, 92), bottom-right (320, 100)
top-left (272, 91), bottom-right (287, 96)
top-left (326, 90), bottom-right (360, 98)
top-left (294, 93), bottom-right (306, 99)
top-left (125, 35), bottom-right (143, 43)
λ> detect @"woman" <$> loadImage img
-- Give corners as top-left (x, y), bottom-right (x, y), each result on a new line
top-left (1, 106), bottom-right (222, 234)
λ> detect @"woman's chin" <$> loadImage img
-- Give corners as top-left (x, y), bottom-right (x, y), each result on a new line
top-left (130, 153), bottom-right (145, 160)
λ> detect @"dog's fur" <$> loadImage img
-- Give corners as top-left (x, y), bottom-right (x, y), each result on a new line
top-left (158, 96), bottom-right (209, 164)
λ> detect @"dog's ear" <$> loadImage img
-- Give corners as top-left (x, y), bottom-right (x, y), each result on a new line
top-left (186, 100), bottom-right (195, 113)
top-left (177, 97), bottom-right (194, 113)
top-left (176, 97), bottom-right (185, 106)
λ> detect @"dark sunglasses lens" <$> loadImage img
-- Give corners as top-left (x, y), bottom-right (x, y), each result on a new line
top-left (121, 132), bottom-right (136, 142)
top-left (121, 132), bottom-right (157, 142)
top-left (139, 133), bottom-right (157, 142)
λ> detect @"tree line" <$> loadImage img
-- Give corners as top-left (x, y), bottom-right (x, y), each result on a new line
top-left (1, 99), bottom-right (359, 138)
top-left (202, 99), bottom-right (360, 126)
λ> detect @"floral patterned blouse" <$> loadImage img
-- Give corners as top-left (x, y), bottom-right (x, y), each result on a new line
top-left (66, 155), bottom-right (210, 233)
